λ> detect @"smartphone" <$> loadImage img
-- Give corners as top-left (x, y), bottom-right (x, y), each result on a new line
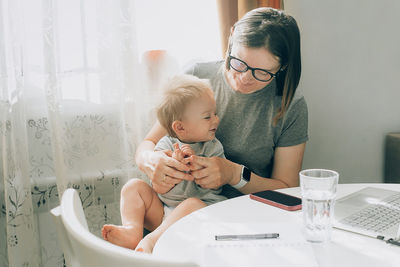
top-left (249, 190), bottom-right (302, 211)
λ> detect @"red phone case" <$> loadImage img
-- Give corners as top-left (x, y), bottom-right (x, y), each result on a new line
top-left (249, 191), bottom-right (302, 211)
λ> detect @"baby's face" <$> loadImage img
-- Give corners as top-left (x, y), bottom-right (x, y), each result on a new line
top-left (180, 90), bottom-right (219, 143)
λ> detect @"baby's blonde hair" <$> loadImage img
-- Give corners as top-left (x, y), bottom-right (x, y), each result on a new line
top-left (157, 74), bottom-right (212, 138)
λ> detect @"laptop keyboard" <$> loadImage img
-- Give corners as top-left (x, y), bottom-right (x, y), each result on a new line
top-left (340, 192), bottom-right (400, 233)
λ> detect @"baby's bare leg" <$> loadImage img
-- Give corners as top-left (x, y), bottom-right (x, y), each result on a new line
top-left (136, 197), bottom-right (207, 253)
top-left (101, 178), bottom-right (163, 249)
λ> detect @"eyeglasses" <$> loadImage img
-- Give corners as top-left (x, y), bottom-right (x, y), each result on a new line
top-left (228, 55), bottom-right (279, 82)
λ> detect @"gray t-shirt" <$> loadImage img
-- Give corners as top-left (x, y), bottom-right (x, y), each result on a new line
top-left (155, 136), bottom-right (227, 207)
top-left (185, 61), bottom-right (308, 179)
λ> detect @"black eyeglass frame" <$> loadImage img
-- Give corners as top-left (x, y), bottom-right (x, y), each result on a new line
top-left (227, 55), bottom-right (279, 82)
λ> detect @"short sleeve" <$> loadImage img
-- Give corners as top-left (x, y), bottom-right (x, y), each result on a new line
top-left (276, 96), bottom-right (309, 147)
top-left (204, 139), bottom-right (226, 159)
top-left (154, 136), bottom-right (174, 151)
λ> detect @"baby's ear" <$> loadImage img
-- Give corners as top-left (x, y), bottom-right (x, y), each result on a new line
top-left (172, 120), bottom-right (185, 135)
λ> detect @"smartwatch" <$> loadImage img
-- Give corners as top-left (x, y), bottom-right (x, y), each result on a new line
top-left (232, 165), bottom-right (251, 189)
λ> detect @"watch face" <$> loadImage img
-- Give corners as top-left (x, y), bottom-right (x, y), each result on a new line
top-left (242, 166), bottom-right (251, 182)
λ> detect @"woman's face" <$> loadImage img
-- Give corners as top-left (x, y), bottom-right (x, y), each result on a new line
top-left (225, 45), bottom-right (281, 94)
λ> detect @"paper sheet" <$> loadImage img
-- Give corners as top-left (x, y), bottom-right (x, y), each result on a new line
top-left (202, 222), bottom-right (318, 267)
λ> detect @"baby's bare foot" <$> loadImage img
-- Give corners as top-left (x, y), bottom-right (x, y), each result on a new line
top-left (101, 224), bottom-right (142, 250)
top-left (135, 234), bottom-right (157, 254)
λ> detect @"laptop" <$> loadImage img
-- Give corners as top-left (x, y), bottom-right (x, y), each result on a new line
top-left (333, 187), bottom-right (400, 241)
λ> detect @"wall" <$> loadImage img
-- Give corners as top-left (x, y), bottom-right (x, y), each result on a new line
top-left (284, 0), bottom-right (400, 183)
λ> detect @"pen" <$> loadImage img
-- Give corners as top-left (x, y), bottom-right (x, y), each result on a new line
top-left (387, 238), bottom-right (400, 247)
top-left (215, 233), bottom-right (279, 241)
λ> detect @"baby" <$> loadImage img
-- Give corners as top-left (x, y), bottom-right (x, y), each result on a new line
top-left (102, 74), bottom-right (226, 253)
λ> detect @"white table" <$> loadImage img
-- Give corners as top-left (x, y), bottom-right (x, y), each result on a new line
top-left (153, 183), bottom-right (400, 267)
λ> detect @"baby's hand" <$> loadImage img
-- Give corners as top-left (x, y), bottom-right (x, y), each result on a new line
top-left (180, 144), bottom-right (195, 158)
top-left (172, 143), bottom-right (200, 170)
top-left (182, 155), bottom-right (203, 171)
top-left (172, 143), bottom-right (185, 162)
top-left (180, 144), bottom-right (201, 169)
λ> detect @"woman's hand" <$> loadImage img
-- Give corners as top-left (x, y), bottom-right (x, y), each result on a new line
top-left (140, 149), bottom-right (194, 194)
top-left (184, 155), bottom-right (241, 189)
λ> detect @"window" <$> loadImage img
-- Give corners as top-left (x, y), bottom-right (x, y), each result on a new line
top-left (133, 0), bottom-right (222, 69)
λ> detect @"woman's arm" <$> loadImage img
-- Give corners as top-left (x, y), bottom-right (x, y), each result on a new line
top-left (187, 143), bottom-right (306, 194)
top-left (238, 143), bottom-right (305, 194)
top-left (135, 121), bottom-right (194, 194)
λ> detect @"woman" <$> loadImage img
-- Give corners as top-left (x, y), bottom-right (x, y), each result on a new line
top-left (136, 7), bottom-right (308, 198)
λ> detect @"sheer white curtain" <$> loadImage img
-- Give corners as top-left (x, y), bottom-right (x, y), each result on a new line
top-left (0, 0), bottom-right (175, 266)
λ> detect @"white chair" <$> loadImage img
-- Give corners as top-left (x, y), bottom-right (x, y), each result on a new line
top-left (50, 188), bottom-right (198, 267)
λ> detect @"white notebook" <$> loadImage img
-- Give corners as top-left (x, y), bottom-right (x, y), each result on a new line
top-left (202, 222), bottom-right (318, 267)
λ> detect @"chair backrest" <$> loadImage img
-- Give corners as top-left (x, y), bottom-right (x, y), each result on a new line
top-left (50, 188), bottom-right (198, 267)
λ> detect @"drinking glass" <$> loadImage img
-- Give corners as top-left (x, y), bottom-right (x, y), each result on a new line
top-left (300, 169), bottom-right (339, 243)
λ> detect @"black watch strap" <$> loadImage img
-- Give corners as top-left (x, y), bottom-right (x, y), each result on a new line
top-left (242, 166), bottom-right (251, 182)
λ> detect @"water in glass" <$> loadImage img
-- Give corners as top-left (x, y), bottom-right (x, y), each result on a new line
top-left (302, 190), bottom-right (336, 242)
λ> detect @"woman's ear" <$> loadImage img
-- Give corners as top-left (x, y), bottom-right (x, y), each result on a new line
top-left (172, 120), bottom-right (185, 136)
